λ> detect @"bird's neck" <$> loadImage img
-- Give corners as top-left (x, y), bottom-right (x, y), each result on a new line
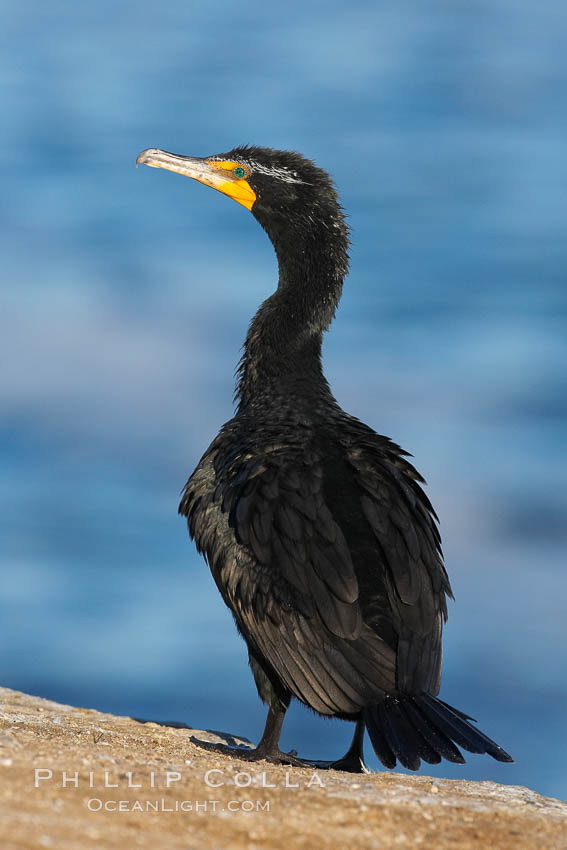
top-left (236, 220), bottom-right (348, 409)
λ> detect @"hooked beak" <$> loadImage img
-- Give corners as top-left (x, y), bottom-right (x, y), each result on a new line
top-left (136, 148), bottom-right (257, 211)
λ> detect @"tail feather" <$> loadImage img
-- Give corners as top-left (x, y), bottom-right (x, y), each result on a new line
top-left (385, 698), bottom-right (444, 770)
top-left (436, 697), bottom-right (476, 722)
top-left (364, 693), bottom-right (513, 771)
top-left (418, 693), bottom-right (512, 761)
top-left (365, 706), bottom-right (396, 769)
top-left (378, 700), bottom-right (421, 771)
top-left (400, 697), bottom-right (461, 764)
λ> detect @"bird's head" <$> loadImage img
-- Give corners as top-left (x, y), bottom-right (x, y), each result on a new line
top-left (136, 145), bottom-right (348, 253)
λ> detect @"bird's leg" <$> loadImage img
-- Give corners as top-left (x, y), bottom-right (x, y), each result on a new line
top-left (189, 705), bottom-right (313, 767)
top-left (245, 656), bottom-right (369, 771)
top-left (254, 704), bottom-right (287, 757)
top-left (248, 704), bottom-right (312, 765)
top-left (304, 718), bottom-right (369, 773)
top-left (190, 652), bottom-right (368, 771)
top-left (329, 717), bottom-right (369, 773)
top-left (191, 655), bottom-right (312, 766)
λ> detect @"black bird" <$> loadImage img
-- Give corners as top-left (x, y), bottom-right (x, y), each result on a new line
top-left (136, 145), bottom-right (513, 772)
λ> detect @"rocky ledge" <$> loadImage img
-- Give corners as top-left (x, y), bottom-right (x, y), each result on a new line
top-left (0, 686), bottom-right (565, 850)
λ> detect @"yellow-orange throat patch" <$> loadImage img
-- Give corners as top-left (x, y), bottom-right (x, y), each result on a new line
top-left (205, 160), bottom-right (256, 210)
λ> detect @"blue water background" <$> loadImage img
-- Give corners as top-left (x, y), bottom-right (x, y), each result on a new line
top-left (1, 0), bottom-right (566, 800)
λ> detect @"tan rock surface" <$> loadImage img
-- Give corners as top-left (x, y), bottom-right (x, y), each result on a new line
top-left (0, 686), bottom-right (565, 850)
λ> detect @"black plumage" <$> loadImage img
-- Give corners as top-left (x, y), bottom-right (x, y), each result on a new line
top-left (137, 145), bottom-right (513, 771)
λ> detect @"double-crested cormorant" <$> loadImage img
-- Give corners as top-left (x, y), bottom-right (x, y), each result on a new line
top-left (136, 145), bottom-right (512, 772)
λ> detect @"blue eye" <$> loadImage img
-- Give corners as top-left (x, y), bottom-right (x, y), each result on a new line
top-left (234, 166), bottom-right (246, 178)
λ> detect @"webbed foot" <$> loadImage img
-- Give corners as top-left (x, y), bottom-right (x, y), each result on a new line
top-left (189, 736), bottom-right (313, 768)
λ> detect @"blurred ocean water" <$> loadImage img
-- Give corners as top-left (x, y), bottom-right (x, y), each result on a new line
top-left (1, 0), bottom-right (566, 799)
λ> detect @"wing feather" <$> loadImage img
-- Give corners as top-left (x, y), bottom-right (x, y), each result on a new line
top-left (346, 441), bottom-right (451, 694)
top-left (181, 421), bottom-right (452, 712)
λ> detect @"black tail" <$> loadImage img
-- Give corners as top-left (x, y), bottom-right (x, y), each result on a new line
top-left (364, 693), bottom-right (513, 771)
